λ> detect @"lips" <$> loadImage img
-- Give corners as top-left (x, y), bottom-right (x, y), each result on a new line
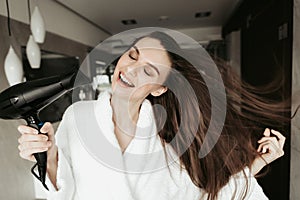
top-left (119, 72), bottom-right (135, 87)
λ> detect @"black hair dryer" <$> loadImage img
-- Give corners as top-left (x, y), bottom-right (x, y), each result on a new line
top-left (0, 70), bottom-right (90, 190)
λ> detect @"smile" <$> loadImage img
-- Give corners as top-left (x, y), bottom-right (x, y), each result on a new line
top-left (119, 73), bottom-right (135, 87)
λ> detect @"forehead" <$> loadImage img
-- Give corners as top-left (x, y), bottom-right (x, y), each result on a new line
top-left (135, 37), bottom-right (165, 50)
top-left (134, 37), bottom-right (171, 67)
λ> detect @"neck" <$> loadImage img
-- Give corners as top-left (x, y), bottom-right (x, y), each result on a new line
top-left (110, 94), bottom-right (143, 152)
top-left (111, 95), bottom-right (142, 126)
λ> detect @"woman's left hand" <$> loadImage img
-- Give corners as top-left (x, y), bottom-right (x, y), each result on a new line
top-left (257, 128), bottom-right (285, 164)
top-left (251, 128), bottom-right (286, 175)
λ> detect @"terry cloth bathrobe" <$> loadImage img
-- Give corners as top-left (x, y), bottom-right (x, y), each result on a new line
top-left (45, 91), bottom-right (268, 200)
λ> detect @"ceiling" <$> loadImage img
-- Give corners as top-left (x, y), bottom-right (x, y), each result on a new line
top-left (56, 0), bottom-right (242, 35)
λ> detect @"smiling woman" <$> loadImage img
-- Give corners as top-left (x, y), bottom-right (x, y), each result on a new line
top-left (111, 37), bottom-right (171, 103)
top-left (16, 29), bottom-right (289, 200)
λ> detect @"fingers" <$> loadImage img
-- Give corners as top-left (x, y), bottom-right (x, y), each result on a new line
top-left (17, 122), bottom-right (55, 162)
top-left (263, 128), bottom-right (270, 137)
top-left (18, 122), bottom-right (55, 141)
top-left (19, 147), bottom-right (49, 162)
top-left (257, 142), bottom-right (267, 154)
top-left (18, 134), bottom-right (48, 143)
top-left (257, 141), bottom-right (284, 159)
top-left (258, 136), bottom-right (280, 148)
top-left (259, 129), bottom-right (286, 150)
top-left (18, 141), bottom-right (52, 151)
top-left (40, 122), bottom-right (55, 141)
top-left (18, 134), bottom-right (52, 162)
top-left (257, 141), bottom-right (273, 153)
top-left (18, 125), bottom-right (39, 135)
top-left (270, 129), bottom-right (285, 140)
top-left (18, 138), bottom-right (52, 162)
top-left (257, 140), bottom-right (280, 154)
top-left (20, 153), bottom-right (35, 162)
top-left (257, 128), bottom-right (286, 164)
top-left (18, 122), bottom-right (54, 135)
top-left (270, 129), bottom-right (286, 149)
top-left (40, 122), bottom-right (54, 135)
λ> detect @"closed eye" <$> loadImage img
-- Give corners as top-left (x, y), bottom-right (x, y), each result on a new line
top-left (128, 48), bottom-right (138, 60)
top-left (130, 45), bottom-right (160, 76)
top-left (144, 65), bottom-right (155, 76)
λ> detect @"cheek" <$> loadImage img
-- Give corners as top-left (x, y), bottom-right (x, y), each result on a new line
top-left (111, 69), bottom-right (118, 87)
top-left (111, 57), bottom-right (125, 86)
top-left (135, 83), bottom-right (161, 95)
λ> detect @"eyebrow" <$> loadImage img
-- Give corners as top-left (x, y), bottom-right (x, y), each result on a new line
top-left (133, 45), bottom-right (160, 75)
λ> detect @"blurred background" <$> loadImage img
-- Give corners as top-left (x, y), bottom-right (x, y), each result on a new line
top-left (0, 0), bottom-right (299, 199)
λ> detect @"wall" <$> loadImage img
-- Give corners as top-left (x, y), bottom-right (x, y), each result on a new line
top-left (0, 0), bottom-right (110, 47)
top-left (0, 12), bottom-right (93, 199)
top-left (290, 0), bottom-right (300, 199)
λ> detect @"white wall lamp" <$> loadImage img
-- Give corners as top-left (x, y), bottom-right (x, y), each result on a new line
top-left (4, 0), bottom-right (24, 86)
top-left (26, 0), bottom-right (46, 69)
top-left (4, 46), bottom-right (24, 86)
top-left (26, 35), bottom-right (41, 68)
top-left (30, 6), bottom-right (46, 43)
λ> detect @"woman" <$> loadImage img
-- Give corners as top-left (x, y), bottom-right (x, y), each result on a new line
top-left (17, 31), bottom-right (286, 199)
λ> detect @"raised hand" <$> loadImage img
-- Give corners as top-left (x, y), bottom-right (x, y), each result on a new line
top-left (257, 128), bottom-right (285, 165)
top-left (251, 128), bottom-right (286, 175)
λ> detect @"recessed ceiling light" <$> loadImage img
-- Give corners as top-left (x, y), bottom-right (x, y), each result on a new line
top-left (195, 11), bottom-right (211, 18)
top-left (159, 16), bottom-right (169, 21)
top-left (121, 19), bottom-right (137, 25)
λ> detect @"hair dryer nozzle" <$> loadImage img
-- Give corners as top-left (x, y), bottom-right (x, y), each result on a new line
top-left (0, 69), bottom-right (91, 120)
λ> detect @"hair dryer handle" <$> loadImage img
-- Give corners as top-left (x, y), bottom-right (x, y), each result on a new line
top-left (25, 115), bottom-right (49, 190)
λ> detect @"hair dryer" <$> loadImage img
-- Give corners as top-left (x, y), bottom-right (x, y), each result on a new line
top-left (0, 70), bottom-right (90, 190)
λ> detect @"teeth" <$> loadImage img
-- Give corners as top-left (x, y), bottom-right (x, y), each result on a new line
top-left (120, 73), bottom-right (134, 87)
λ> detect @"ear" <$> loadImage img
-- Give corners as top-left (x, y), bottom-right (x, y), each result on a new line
top-left (151, 86), bottom-right (168, 97)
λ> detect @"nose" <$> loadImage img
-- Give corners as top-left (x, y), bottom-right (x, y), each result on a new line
top-left (126, 64), bottom-right (142, 77)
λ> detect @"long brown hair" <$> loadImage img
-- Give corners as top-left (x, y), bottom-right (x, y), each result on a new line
top-left (136, 31), bottom-right (291, 199)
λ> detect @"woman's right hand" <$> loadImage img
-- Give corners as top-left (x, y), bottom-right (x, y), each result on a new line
top-left (17, 122), bottom-right (57, 163)
top-left (18, 122), bottom-right (59, 189)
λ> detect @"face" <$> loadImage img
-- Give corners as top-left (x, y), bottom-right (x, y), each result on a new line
top-left (111, 37), bottom-right (172, 102)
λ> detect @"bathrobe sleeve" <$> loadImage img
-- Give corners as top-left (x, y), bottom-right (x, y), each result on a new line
top-left (217, 167), bottom-right (268, 200)
top-left (45, 105), bottom-right (76, 200)
top-left (169, 167), bottom-right (268, 200)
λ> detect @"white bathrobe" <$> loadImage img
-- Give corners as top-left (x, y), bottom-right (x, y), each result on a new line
top-left (45, 91), bottom-right (268, 200)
